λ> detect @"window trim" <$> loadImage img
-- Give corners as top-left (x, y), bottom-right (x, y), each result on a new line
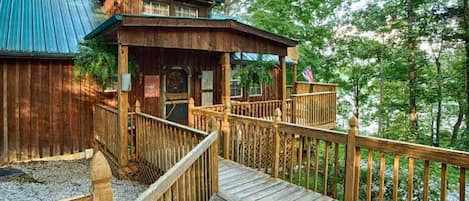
top-left (142, 0), bottom-right (170, 16)
top-left (248, 83), bottom-right (263, 97)
top-left (175, 4), bottom-right (199, 18)
top-left (230, 65), bottom-right (243, 98)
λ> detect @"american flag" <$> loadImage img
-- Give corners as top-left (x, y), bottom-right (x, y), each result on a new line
top-left (302, 67), bottom-right (314, 83)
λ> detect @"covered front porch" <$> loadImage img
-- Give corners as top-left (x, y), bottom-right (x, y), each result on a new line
top-left (86, 14), bottom-right (299, 125)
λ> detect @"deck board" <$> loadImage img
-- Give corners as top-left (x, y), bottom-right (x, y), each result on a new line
top-left (218, 159), bottom-right (334, 201)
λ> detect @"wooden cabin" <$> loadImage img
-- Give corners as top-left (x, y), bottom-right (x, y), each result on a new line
top-left (0, 0), bottom-right (103, 163)
top-left (91, 0), bottom-right (299, 124)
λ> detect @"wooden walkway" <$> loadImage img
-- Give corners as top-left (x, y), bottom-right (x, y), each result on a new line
top-left (217, 159), bottom-right (334, 201)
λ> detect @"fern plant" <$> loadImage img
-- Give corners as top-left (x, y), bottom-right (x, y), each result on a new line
top-left (74, 39), bottom-right (139, 89)
top-left (235, 55), bottom-right (276, 97)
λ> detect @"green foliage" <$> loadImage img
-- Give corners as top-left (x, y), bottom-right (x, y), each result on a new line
top-left (74, 40), bottom-right (139, 88)
top-left (235, 56), bottom-right (275, 96)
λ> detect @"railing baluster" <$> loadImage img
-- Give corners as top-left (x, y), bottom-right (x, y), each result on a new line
top-left (460, 167), bottom-right (466, 201)
top-left (366, 150), bottom-right (373, 201)
top-left (305, 137), bottom-right (312, 189)
top-left (333, 143), bottom-right (339, 199)
top-left (393, 155), bottom-right (400, 201)
top-left (379, 152), bottom-right (386, 201)
top-left (354, 147), bottom-right (361, 201)
top-left (314, 139), bottom-right (320, 191)
top-left (323, 141), bottom-right (330, 195)
top-left (407, 157), bottom-right (414, 201)
top-left (297, 136), bottom-right (304, 186)
top-left (424, 160), bottom-right (430, 201)
top-left (441, 163), bottom-right (447, 201)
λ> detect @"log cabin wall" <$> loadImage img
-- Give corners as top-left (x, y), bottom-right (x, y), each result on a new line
top-left (0, 58), bottom-right (97, 163)
top-left (102, 0), bottom-right (212, 17)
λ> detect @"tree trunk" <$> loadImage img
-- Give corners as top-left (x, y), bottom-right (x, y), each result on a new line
top-left (436, 57), bottom-right (442, 147)
top-left (451, 100), bottom-right (464, 145)
top-left (353, 79), bottom-right (360, 120)
top-left (464, 0), bottom-right (469, 135)
top-left (378, 48), bottom-right (384, 136)
top-left (408, 0), bottom-right (418, 138)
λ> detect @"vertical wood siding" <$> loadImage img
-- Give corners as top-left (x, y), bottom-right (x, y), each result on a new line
top-left (126, 47), bottom-right (283, 118)
top-left (0, 58), bottom-right (97, 163)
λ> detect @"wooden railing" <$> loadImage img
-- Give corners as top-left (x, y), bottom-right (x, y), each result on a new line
top-left (190, 105), bottom-right (468, 200)
top-left (291, 91), bottom-right (336, 128)
top-left (135, 113), bottom-right (219, 201)
top-left (94, 104), bottom-right (120, 164)
top-left (136, 132), bottom-right (218, 201)
top-left (294, 81), bottom-right (337, 94)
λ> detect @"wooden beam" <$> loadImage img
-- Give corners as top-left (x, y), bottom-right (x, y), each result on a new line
top-left (280, 56), bottom-right (287, 121)
top-left (117, 44), bottom-right (129, 167)
top-left (221, 52), bottom-right (231, 159)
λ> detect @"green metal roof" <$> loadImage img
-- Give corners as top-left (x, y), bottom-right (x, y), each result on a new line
top-left (0, 0), bottom-right (103, 57)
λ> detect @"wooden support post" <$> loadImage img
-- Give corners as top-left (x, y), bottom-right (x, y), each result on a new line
top-left (188, 98), bottom-right (195, 128)
top-left (280, 56), bottom-right (287, 121)
top-left (117, 44), bottom-right (129, 167)
top-left (208, 117), bottom-right (219, 193)
top-left (292, 64), bottom-right (297, 94)
top-left (272, 108), bottom-right (282, 178)
top-left (221, 53), bottom-right (231, 159)
top-left (3, 63), bottom-right (7, 162)
top-left (91, 151), bottom-right (113, 201)
top-left (344, 116), bottom-right (358, 200)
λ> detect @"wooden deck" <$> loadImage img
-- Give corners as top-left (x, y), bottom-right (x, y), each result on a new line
top-left (217, 159), bottom-right (334, 201)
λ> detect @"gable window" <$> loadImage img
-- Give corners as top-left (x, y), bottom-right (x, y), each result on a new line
top-left (142, 1), bottom-right (169, 16)
top-left (230, 65), bottom-right (242, 98)
top-left (249, 83), bottom-right (262, 97)
top-left (175, 5), bottom-right (198, 18)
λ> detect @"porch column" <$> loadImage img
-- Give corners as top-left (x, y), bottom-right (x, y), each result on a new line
top-left (118, 44), bottom-right (129, 167)
top-left (292, 64), bottom-right (297, 93)
top-left (280, 56), bottom-right (287, 121)
top-left (221, 52), bottom-right (231, 159)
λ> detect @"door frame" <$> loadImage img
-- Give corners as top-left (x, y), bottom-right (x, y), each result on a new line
top-left (161, 65), bottom-right (192, 120)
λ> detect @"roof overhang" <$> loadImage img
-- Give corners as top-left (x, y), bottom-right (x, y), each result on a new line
top-left (85, 15), bottom-right (298, 56)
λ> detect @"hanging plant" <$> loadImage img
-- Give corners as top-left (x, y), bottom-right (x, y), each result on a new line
top-left (74, 39), bottom-right (139, 90)
top-left (235, 55), bottom-right (276, 96)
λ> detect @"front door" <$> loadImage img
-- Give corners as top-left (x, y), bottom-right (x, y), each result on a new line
top-left (162, 66), bottom-right (191, 124)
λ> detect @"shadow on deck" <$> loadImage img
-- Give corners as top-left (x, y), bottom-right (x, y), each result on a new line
top-left (217, 159), bottom-right (334, 201)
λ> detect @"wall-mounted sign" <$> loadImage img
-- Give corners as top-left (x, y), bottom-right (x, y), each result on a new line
top-left (145, 75), bottom-right (160, 98)
top-left (202, 71), bottom-right (213, 90)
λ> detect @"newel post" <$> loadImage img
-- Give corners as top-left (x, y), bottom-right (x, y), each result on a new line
top-left (135, 100), bottom-right (141, 113)
top-left (222, 101), bottom-right (231, 159)
top-left (272, 108), bottom-right (282, 178)
top-left (188, 98), bottom-right (195, 128)
top-left (208, 116), bottom-right (219, 193)
top-left (344, 116), bottom-right (358, 200)
top-left (91, 151), bottom-right (113, 201)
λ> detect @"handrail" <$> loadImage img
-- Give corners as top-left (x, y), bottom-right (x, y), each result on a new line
top-left (136, 131), bottom-right (218, 201)
top-left (290, 91), bottom-right (336, 97)
top-left (96, 103), bottom-right (118, 113)
top-left (295, 81), bottom-right (338, 86)
top-left (356, 135), bottom-right (469, 168)
top-left (137, 112), bottom-right (207, 136)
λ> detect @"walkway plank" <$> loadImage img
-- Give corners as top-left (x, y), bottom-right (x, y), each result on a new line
top-left (218, 159), bottom-right (334, 201)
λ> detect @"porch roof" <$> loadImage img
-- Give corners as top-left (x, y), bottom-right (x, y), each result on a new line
top-left (85, 14), bottom-right (298, 56)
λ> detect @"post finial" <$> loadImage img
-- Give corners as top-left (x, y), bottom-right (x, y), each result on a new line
top-left (135, 100), bottom-right (141, 113)
top-left (189, 98), bottom-right (195, 105)
top-left (274, 108), bottom-right (282, 123)
top-left (208, 116), bottom-right (218, 132)
top-left (349, 116), bottom-right (358, 128)
top-left (90, 151), bottom-right (113, 201)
